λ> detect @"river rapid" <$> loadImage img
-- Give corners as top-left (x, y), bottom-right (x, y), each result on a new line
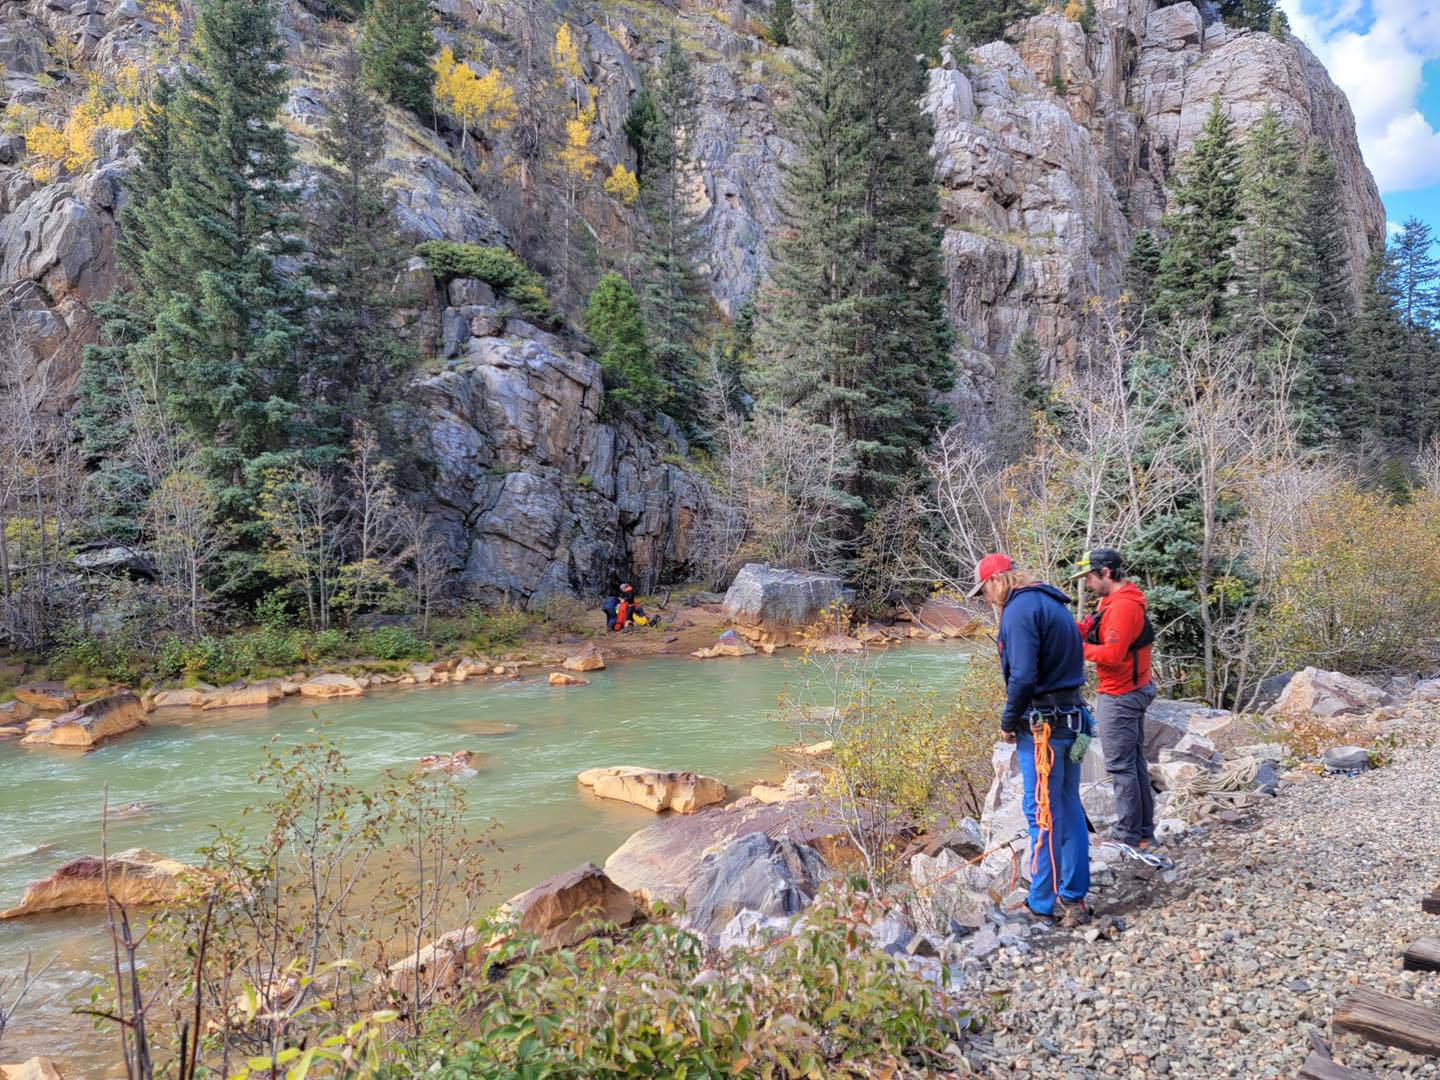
top-left (0, 643), bottom-right (976, 1073)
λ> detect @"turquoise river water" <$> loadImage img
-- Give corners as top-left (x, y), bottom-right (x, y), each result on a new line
top-left (0, 643), bottom-right (975, 1072)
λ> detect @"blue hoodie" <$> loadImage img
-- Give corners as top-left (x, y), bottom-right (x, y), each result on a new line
top-left (996, 582), bottom-right (1086, 733)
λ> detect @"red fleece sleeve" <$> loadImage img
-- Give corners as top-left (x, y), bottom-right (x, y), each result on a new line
top-left (1083, 597), bottom-right (1142, 666)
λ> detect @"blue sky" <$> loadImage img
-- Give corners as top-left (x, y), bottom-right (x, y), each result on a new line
top-left (1280, 0), bottom-right (1440, 242)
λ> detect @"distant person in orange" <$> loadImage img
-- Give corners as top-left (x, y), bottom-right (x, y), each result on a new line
top-left (1073, 548), bottom-right (1158, 850)
top-left (601, 583), bottom-right (647, 632)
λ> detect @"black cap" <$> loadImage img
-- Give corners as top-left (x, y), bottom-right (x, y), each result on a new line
top-left (1070, 548), bottom-right (1124, 579)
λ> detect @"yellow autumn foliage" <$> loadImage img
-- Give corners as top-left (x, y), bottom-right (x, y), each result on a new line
top-left (558, 101), bottom-right (598, 181)
top-left (603, 162), bottom-right (639, 205)
top-left (431, 45), bottom-right (516, 150)
top-left (26, 76), bottom-right (139, 183)
top-left (552, 23), bottom-right (583, 88)
top-left (1063, 0), bottom-right (1084, 18)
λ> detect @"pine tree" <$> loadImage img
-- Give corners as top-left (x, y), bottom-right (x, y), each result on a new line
top-left (139, 0), bottom-right (307, 534)
top-left (586, 272), bottom-right (664, 409)
top-left (623, 87), bottom-right (657, 179)
top-left (639, 38), bottom-right (707, 435)
top-left (1300, 143), bottom-right (1352, 437)
top-left (1393, 217), bottom-right (1440, 440)
top-left (1345, 244), bottom-right (1406, 442)
top-left (358, 0), bottom-right (435, 115)
top-left (1232, 109), bottom-right (1310, 371)
top-left (991, 328), bottom-right (1046, 463)
top-left (756, 0), bottom-right (953, 548)
top-left (1154, 97), bottom-right (1242, 326)
top-left (771, 0), bottom-right (794, 45)
top-left (307, 45), bottom-right (415, 451)
top-left (1124, 229), bottom-right (1163, 333)
top-left (945, 0), bottom-right (1039, 44)
top-left (1218, 0), bottom-right (1277, 31)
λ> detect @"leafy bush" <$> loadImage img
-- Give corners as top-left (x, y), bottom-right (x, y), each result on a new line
top-left (55, 631), bottom-right (142, 685)
top-left (535, 591), bottom-right (593, 636)
top-left (415, 894), bottom-right (969, 1077)
top-left (415, 241), bottom-right (554, 323)
top-left (360, 625), bottom-right (429, 660)
top-left (467, 606), bottom-right (531, 652)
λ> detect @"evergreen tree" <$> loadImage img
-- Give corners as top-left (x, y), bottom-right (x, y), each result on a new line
top-left (358, 0), bottom-right (435, 115)
top-left (1124, 229), bottom-right (1163, 333)
top-left (771, 0), bottom-right (794, 45)
top-left (1218, 0), bottom-right (1277, 31)
top-left (307, 45), bottom-right (415, 450)
top-left (115, 78), bottom-right (178, 296)
top-left (944, 0), bottom-right (1039, 44)
top-left (1231, 109), bottom-right (1310, 370)
top-left (1300, 143), bottom-right (1353, 436)
top-left (623, 87), bottom-right (657, 179)
top-left (1154, 97), bottom-right (1242, 326)
top-left (639, 38), bottom-right (707, 435)
top-left (135, 0), bottom-right (307, 538)
top-left (756, 0), bottom-right (953, 548)
top-left (586, 272), bottom-right (664, 409)
top-left (1346, 245), bottom-right (1406, 442)
top-left (1393, 217), bottom-right (1440, 440)
top-left (992, 328), bottom-right (1046, 463)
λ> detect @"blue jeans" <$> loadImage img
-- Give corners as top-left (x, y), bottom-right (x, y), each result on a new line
top-left (1017, 728), bottom-right (1090, 915)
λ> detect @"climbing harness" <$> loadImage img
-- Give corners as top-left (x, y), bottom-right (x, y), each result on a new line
top-left (1100, 839), bottom-right (1175, 870)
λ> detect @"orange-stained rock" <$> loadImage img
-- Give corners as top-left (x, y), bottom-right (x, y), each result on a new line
top-left (562, 643), bottom-right (606, 672)
top-left (13, 683), bottom-right (75, 712)
top-left (577, 766), bottom-right (727, 814)
top-left (548, 672), bottom-right (589, 686)
top-left (1, 849), bottom-right (205, 919)
top-left (501, 863), bottom-right (638, 950)
top-left (20, 692), bottom-right (146, 749)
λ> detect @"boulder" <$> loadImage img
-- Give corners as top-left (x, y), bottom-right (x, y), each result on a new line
top-left (0, 1059), bottom-right (63, 1080)
top-left (201, 682), bottom-right (282, 710)
top-left (911, 848), bottom-right (992, 935)
top-left (1145, 1), bottom-right (1203, 48)
top-left (1321, 745), bottom-right (1371, 772)
top-left (20, 692), bottom-right (146, 749)
top-left (1183, 709), bottom-right (1246, 750)
top-left (298, 673), bottom-right (365, 698)
top-left (502, 863), bottom-right (638, 950)
top-left (915, 596), bottom-right (983, 639)
top-left (1153, 757), bottom-right (1209, 792)
top-left (417, 750), bottom-right (479, 776)
top-left (0, 699), bottom-right (34, 723)
top-left (679, 832), bottom-right (830, 939)
top-left (692, 629), bottom-right (756, 659)
top-left (0, 724), bottom-right (22, 740)
top-left (386, 927), bottom-right (483, 1003)
top-left (562, 643), bottom-right (606, 672)
top-left (979, 743), bottom-right (1029, 875)
top-left (14, 683), bottom-right (76, 712)
top-left (1269, 667), bottom-right (1392, 720)
top-left (408, 662), bottom-right (435, 684)
top-left (603, 797), bottom-right (861, 906)
top-left (149, 687), bottom-right (204, 709)
top-left (577, 766), bottom-right (727, 814)
top-left (1, 849), bottom-right (203, 919)
top-left (717, 909), bottom-right (792, 951)
top-left (1140, 700), bottom-right (1208, 760)
top-left (749, 771), bottom-right (819, 804)
top-left (721, 564), bottom-right (854, 647)
top-left (785, 740), bottom-right (834, 758)
top-left (548, 671), bottom-right (589, 686)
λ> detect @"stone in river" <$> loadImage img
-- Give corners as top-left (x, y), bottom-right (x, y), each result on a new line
top-left (417, 750), bottom-right (482, 776)
top-left (148, 687), bottom-right (204, 709)
top-left (13, 683), bottom-right (75, 712)
top-left (501, 863), bottom-right (638, 951)
top-left (20, 692), bottom-right (146, 749)
top-left (201, 682), bottom-right (283, 710)
top-left (0, 1058), bottom-right (64, 1080)
top-left (298, 673), bottom-right (365, 698)
top-left (577, 766), bottom-right (727, 814)
top-left (1, 849), bottom-right (205, 919)
top-left (562, 643), bottom-right (606, 672)
top-left (548, 672), bottom-right (589, 686)
top-left (0, 699), bottom-right (34, 723)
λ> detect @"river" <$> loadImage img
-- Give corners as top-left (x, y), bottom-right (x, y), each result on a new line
top-left (0, 643), bottom-right (976, 1072)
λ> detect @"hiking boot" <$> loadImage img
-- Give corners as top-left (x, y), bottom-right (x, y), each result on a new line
top-left (1056, 898), bottom-right (1091, 928)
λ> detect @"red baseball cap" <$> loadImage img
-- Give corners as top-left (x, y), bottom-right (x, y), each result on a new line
top-left (966, 552), bottom-right (1014, 598)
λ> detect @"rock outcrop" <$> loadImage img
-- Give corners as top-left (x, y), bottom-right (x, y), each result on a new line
top-left (13, 683), bottom-right (76, 712)
top-left (20, 690), bottom-right (146, 748)
top-left (386, 927), bottom-right (483, 1004)
top-left (1268, 667), bottom-right (1392, 720)
top-left (1, 848), bottom-right (202, 919)
top-left (721, 564), bottom-right (854, 648)
top-left (502, 862), bottom-right (638, 950)
top-left (679, 833), bottom-right (830, 939)
top-left (577, 766), bottom-right (728, 814)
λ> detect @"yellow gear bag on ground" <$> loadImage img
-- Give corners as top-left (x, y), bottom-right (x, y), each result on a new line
top-left (632, 615), bottom-right (649, 626)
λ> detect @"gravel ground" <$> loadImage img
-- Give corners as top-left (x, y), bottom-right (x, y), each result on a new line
top-left (965, 722), bottom-right (1440, 1079)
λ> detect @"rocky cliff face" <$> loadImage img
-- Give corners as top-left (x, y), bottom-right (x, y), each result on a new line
top-left (0, 0), bottom-right (1385, 601)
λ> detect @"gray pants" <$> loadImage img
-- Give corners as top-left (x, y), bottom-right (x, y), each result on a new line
top-left (1097, 683), bottom-right (1158, 845)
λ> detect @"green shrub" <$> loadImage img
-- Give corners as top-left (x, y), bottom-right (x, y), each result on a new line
top-left (415, 241), bottom-right (555, 324)
top-left (55, 632), bottom-right (141, 685)
top-left (360, 625), bottom-right (429, 661)
top-left (467, 606), bottom-right (530, 652)
top-left (415, 893), bottom-right (970, 1077)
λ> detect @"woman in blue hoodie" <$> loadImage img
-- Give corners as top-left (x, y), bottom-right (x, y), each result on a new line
top-left (968, 553), bottom-right (1092, 925)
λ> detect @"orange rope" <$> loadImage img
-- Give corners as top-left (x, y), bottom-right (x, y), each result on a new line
top-left (1030, 721), bottom-right (1060, 892)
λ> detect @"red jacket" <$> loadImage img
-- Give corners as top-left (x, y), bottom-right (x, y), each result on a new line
top-left (1077, 581), bottom-right (1152, 695)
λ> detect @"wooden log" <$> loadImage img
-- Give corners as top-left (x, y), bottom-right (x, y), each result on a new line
top-left (1423, 887), bottom-right (1440, 916)
top-left (1332, 988), bottom-right (1440, 1056)
top-left (1296, 1051), bottom-right (1374, 1079)
top-left (1403, 938), bottom-right (1440, 973)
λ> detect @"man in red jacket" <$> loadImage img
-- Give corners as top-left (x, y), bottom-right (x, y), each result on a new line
top-left (1073, 548), bottom-right (1158, 850)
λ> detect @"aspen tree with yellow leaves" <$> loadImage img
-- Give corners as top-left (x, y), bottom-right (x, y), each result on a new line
top-left (431, 45), bottom-right (517, 152)
top-left (25, 72), bottom-right (141, 183)
top-left (604, 163), bottom-right (639, 205)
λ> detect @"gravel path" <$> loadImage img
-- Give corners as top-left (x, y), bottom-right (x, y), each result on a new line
top-left (967, 723), bottom-right (1440, 1078)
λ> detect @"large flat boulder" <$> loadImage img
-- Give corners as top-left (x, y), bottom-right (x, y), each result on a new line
top-left (691, 628), bottom-right (756, 659)
top-left (603, 797), bottom-right (860, 905)
top-left (577, 766), bottom-right (727, 814)
top-left (1, 849), bottom-right (203, 919)
top-left (20, 692), bottom-right (146, 749)
top-left (13, 683), bottom-right (75, 712)
top-left (148, 687), bottom-right (204, 709)
top-left (502, 863), bottom-right (638, 950)
top-left (721, 564), bottom-right (854, 647)
top-left (1268, 667), bottom-right (1392, 720)
top-left (386, 927), bottom-right (483, 1005)
top-left (680, 833), bottom-right (830, 939)
top-left (201, 681), bottom-right (284, 710)
top-left (0, 699), bottom-right (34, 723)
top-left (562, 643), bottom-right (606, 671)
top-left (915, 596), bottom-right (984, 639)
top-left (1, 1059), bottom-right (64, 1080)
top-left (298, 673), bottom-right (365, 698)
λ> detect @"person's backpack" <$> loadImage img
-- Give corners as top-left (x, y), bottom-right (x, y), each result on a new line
top-left (1084, 602), bottom-right (1156, 686)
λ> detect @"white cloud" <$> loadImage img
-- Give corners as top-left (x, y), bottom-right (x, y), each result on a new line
top-left (1282, 0), bottom-right (1440, 193)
